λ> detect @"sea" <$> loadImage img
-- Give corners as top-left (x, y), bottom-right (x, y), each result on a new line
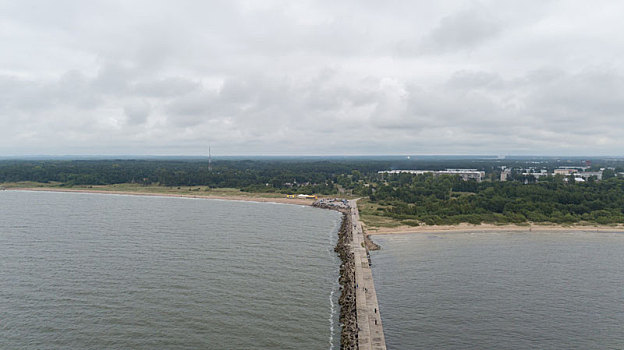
top-left (0, 190), bottom-right (342, 350)
top-left (371, 231), bottom-right (624, 350)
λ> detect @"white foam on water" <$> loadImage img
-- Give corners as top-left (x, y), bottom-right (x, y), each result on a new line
top-left (327, 214), bottom-right (341, 350)
top-left (329, 284), bottom-right (337, 349)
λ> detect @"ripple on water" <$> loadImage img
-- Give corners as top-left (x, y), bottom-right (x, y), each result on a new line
top-left (371, 231), bottom-right (624, 350)
top-left (0, 191), bottom-right (342, 350)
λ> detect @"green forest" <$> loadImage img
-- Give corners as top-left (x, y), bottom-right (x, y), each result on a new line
top-left (0, 159), bottom-right (389, 195)
top-left (370, 173), bottom-right (624, 225)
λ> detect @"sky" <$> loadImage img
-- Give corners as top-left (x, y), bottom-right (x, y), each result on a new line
top-left (1, 0), bottom-right (624, 156)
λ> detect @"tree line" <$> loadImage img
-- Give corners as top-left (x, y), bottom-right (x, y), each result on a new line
top-left (0, 159), bottom-right (391, 195)
top-left (370, 173), bottom-right (624, 225)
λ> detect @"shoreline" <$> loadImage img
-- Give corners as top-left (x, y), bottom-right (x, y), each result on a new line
top-left (365, 222), bottom-right (624, 235)
top-left (5, 187), bottom-right (314, 206)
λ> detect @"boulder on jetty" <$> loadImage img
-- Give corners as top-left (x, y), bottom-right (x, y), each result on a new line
top-left (313, 199), bottom-right (359, 349)
top-left (314, 198), bottom-right (351, 210)
top-left (334, 212), bottom-right (358, 349)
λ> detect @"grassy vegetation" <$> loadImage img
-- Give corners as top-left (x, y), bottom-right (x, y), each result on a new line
top-left (357, 198), bottom-right (404, 229)
top-left (1, 182), bottom-right (291, 199)
top-left (1, 181), bottom-right (65, 188)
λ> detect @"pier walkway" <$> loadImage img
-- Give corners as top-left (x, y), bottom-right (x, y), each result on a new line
top-left (349, 200), bottom-right (386, 350)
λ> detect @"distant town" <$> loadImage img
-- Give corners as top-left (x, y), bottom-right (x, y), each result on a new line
top-left (379, 161), bottom-right (622, 184)
top-left (498, 164), bottom-right (618, 183)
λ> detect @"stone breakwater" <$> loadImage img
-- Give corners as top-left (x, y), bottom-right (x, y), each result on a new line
top-left (334, 211), bottom-right (358, 349)
top-left (315, 199), bottom-right (381, 252)
top-left (315, 199), bottom-right (386, 349)
top-left (314, 200), bottom-right (358, 349)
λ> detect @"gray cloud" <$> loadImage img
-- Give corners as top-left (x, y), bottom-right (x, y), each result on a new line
top-left (123, 100), bottom-right (151, 125)
top-left (425, 8), bottom-right (502, 51)
top-left (132, 77), bottom-right (200, 98)
top-left (1, 0), bottom-right (623, 156)
top-left (397, 6), bottom-right (503, 55)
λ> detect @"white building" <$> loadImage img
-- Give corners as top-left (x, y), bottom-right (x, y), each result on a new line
top-left (574, 171), bottom-right (603, 181)
top-left (554, 168), bottom-right (577, 176)
top-left (500, 168), bottom-right (512, 182)
top-left (379, 169), bottom-right (486, 182)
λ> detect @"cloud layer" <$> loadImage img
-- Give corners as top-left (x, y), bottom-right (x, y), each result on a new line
top-left (1, 0), bottom-right (623, 156)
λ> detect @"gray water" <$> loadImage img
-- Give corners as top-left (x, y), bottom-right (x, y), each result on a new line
top-left (0, 190), bottom-right (342, 350)
top-left (371, 231), bottom-right (624, 350)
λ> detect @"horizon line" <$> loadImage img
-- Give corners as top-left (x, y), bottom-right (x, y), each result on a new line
top-left (2, 154), bottom-right (624, 159)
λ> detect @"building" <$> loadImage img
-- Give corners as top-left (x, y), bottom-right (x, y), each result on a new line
top-left (379, 169), bottom-right (486, 182)
top-left (500, 168), bottom-right (512, 182)
top-left (552, 168), bottom-right (602, 181)
top-left (521, 170), bottom-right (549, 178)
top-left (443, 169), bottom-right (486, 182)
top-left (574, 171), bottom-right (603, 181)
top-left (554, 168), bottom-right (577, 176)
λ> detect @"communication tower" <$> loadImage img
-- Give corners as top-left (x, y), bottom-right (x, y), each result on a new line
top-left (208, 146), bottom-right (212, 172)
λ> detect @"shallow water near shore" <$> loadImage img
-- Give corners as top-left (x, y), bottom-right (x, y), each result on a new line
top-left (371, 231), bottom-right (624, 350)
top-left (0, 190), bottom-right (341, 349)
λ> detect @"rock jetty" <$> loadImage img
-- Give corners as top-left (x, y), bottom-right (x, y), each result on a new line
top-left (314, 198), bottom-right (386, 349)
top-left (334, 211), bottom-right (358, 349)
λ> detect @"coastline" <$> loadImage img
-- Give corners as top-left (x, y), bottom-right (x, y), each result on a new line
top-left (364, 222), bottom-right (624, 235)
top-left (6, 187), bottom-right (314, 206)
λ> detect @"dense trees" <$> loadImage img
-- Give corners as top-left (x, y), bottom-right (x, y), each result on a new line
top-left (0, 159), bottom-right (390, 195)
top-left (370, 173), bottom-right (624, 225)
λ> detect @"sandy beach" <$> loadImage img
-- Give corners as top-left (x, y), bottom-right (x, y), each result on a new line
top-left (7, 187), bottom-right (314, 206)
top-left (8, 187), bottom-right (624, 233)
top-left (364, 222), bottom-right (624, 235)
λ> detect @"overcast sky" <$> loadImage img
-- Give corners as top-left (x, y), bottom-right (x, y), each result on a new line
top-left (1, 0), bottom-right (623, 156)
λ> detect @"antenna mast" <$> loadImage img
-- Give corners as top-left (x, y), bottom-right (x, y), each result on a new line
top-left (208, 146), bottom-right (212, 172)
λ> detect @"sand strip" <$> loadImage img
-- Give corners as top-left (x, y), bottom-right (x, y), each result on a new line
top-left (365, 222), bottom-right (624, 235)
top-left (6, 187), bottom-right (314, 206)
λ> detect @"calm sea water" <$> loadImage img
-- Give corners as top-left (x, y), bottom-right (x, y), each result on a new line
top-left (371, 231), bottom-right (624, 350)
top-left (0, 190), bottom-right (342, 350)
